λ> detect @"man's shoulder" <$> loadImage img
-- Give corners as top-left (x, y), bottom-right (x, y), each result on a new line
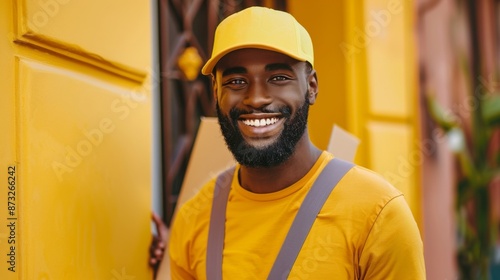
top-left (346, 164), bottom-right (401, 194)
top-left (173, 176), bottom-right (219, 229)
top-left (328, 163), bottom-right (403, 207)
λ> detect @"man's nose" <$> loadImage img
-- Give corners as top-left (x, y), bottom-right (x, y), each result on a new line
top-left (243, 82), bottom-right (272, 109)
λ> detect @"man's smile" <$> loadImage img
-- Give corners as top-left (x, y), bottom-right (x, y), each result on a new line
top-left (237, 115), bottom-right (285, 139)
top-left (241, 117), bottom-right (280, 127)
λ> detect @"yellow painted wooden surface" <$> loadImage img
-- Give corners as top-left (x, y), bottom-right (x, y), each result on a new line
top-left (1, 0), bottom-right (152, 279)
top-left (289, 0), bottom-right (422, 226)
top-left (347, 0), bottom-right (422, 225)
top-left (18, 0), bottom-right (150, 80)
top-left (367, 121), bottom-right (419, 213)
top-left (288, 1), bottom-right (348, 150)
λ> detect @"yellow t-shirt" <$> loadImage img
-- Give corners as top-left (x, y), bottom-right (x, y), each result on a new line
top-left (169, 152), bottom-right (425, 279)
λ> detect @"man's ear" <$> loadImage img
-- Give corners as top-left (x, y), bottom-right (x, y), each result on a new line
top-left (211, 74), bottom-right (218, 100)
top-left (307, 70), bottom-right (319, 105)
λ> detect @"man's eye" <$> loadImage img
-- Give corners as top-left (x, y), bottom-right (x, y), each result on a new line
top-left (270, 76), bottom-right (289, 81)
top-left (224, 79), bottom-right (246, 85)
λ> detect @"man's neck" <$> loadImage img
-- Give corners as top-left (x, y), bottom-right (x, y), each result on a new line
top-left (238, 137), bottom-right (322, 194)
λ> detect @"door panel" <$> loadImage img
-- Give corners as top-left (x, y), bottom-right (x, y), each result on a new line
top-left (367, 121), bottom-right (419, 213)
top-left (17, 0), bottom-right (150, 81)
top-left (365, 0), bottom-right (410, 117)
top-left (1, 0), bottom-right (152, 279)
top-left (18, 58), bottom-right (151, 278)
top-left (362, 0), bottom-right (422, 224)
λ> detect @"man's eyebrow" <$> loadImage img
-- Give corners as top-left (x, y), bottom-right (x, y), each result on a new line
top-left (222, 67), bottom-right (247, 77)
top-left (265, 63), bottom-right (294, 72)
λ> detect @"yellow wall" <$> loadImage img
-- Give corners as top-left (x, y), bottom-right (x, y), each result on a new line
top-left (288, 1), bottom-right (348, 150)
top-left (289, 0), bottom-right (422, 226)
top-left (0, 0), bottom-right (153, 278)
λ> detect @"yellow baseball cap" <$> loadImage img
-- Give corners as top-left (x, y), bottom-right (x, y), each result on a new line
top-left (201, 6), bottom-right (314, 75)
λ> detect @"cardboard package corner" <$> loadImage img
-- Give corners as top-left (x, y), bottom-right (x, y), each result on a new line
top-left (173, 117), bottom-right (236, 216)
top-left (174, 118), bottom-right (360, 215)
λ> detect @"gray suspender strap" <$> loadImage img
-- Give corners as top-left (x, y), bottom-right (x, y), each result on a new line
top-left (206, 166), bottom-right (235, 280)
top-left (267, 158), bottom-right (354, 279)
top-left (206, 158), bottom-right (354, 280)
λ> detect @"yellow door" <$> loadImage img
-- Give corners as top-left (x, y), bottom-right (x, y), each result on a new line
top-left (1, 0), bottom-right (153, 279)
top-left (345, 0), bottom-right (422, 225)
top-left (289, 1), bottom-right (422, 226)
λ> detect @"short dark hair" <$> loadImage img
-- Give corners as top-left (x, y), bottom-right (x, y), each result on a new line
top-left (305, 62), bottom-right (313, 75)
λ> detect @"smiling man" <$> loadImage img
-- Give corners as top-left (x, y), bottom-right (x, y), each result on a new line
top-left (215, 48), bottom-right (316, 173)
top-left (167, 6), bottom-right (425, 280)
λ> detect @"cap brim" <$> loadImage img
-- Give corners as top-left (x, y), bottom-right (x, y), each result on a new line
top-left (201, 44), bottom-right (308, 75)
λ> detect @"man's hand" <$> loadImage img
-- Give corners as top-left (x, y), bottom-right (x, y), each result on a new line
top-left (150, 212), bottom-right (169, 271)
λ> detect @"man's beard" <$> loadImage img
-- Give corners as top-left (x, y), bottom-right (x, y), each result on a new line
top-left (216, 93), bottom-right (310, 168)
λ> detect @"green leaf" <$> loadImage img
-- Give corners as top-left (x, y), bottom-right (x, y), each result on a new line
top-left (482, 95), bottom-right (500, 127)
top-left (426, 94), bottom-right (459, 132)
top-left (456, 178), bottom-right (471, 209)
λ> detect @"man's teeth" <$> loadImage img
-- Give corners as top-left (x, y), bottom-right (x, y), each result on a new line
top-left (242, 118), bottom-right (279, 127)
